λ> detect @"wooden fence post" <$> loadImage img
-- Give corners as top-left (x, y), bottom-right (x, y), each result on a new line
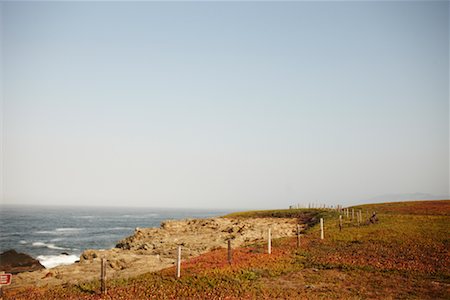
top-left (176, 246), bottom-right (181, 278)
top-left (351, 208), bottom-right (354, 221)
top-left (227, 239), bottom-right (232, 264)
top-left (268, 228), bottom-right (272, 254)
top-left (339, 215), bottom-right (342, 231)
top-left (100, 258), bottom-right (107, 295)
top-left (0, 271), bottom-right (4, 300)
top-left (320, 218), bottom-right (324, 240)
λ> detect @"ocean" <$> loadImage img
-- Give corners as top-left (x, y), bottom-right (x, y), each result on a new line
top-left (0, 205), bottom-right (230, 269)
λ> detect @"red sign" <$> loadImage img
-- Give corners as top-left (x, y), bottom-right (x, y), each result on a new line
top-left (0, 273), bottom-right (12, 285)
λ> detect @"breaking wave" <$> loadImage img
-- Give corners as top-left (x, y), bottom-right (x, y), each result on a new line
top-left (37, 254), bottom-right (79, 269)
top-left (32, 242), bottom-right (68, 250)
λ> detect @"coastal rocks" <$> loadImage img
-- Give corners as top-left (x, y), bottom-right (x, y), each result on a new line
top-left (108, 258), bottom-right (128, 271)
top-left (0, 249), bottom-right (45, 274)
top-left (9, 216), bottom-right (301, 289)
top-left (115, 217), bottom-right (299, 259)
top-left (80, 249), bottom-right (101, 262)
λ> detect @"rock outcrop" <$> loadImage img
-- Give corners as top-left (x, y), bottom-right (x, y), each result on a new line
top-left (0, 249), bottom-right (45, 274)
top-left (114, 217), bottom-right (299, 259)
top-left (9, 217), bottom-right (300, 289)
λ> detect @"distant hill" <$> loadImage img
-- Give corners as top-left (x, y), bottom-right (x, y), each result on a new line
top-left (362, 192), bottom-right (449, 204)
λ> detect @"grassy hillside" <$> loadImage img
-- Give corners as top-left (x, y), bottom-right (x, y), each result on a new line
top-left (6, 200), bottom-right (450, 299)
top-left (224, 208), bottom-right (330, 229)
top-left (352, 199), bottom-right (450, 215)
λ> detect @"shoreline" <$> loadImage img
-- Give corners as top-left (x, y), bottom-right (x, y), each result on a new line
top-left (7, 215), bottom-right (301, 289)
top-left (0, 206), bottom-right (231, 273)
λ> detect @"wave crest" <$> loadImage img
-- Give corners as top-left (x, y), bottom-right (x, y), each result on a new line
top-left (37, 254), bottom-right (79, 269)
top-left (32, 242), bottom-right (68, 250)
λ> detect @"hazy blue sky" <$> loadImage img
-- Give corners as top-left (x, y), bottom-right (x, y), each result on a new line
top-left (1, 1), bottom-right (449, 209)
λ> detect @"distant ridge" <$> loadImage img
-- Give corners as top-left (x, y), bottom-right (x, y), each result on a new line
top-left (365, 192), bottom-right (449, 204)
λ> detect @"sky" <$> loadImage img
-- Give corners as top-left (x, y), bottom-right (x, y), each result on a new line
top-left (1, 1), bottom-right (449, 209)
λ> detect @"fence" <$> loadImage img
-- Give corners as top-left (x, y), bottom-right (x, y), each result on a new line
top-left (95, 206), bottom-right (376, 292)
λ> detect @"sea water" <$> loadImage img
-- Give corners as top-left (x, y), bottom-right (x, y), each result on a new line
top-left (0, 205), bottom-right (230, 269)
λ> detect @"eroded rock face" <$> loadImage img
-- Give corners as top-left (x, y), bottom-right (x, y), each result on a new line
top-left (0, 249), bottom-right (45, 274)
top-left (113, 217), bottom-right (299, 259)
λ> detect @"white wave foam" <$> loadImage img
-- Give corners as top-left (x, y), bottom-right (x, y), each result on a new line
top-left (37, 254), bottom-right (79, 269)
top-left (121, 213), bottom-right (159, 218)
top-left (55, 228), bottom-right (83, 232)
top-left (19, 240), bottom-right (27, 244)
top-left (110, 227), bottom-right (134, 230)
top-left (32, 242), bottom-right (68, 250)
top-left (35, 228), bottom-right (84, 235)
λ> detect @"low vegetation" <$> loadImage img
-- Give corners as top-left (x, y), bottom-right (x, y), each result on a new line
top-left (6, 200), bottom-right (450, 299)
top-left (224, 208), bottom-right (327, 231)
top-left (224, 208), bottom-right (325, 219)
